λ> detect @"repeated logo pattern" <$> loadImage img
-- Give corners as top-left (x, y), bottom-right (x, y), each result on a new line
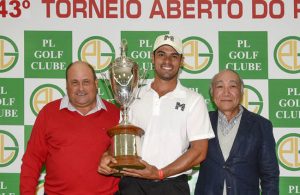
top-left (0, 30), bottom-right (299, 195)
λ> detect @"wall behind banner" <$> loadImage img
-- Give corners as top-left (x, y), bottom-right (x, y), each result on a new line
top-left (1, 0), bottom-right (300, 194)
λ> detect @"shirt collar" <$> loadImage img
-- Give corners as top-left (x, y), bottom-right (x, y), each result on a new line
top-left (217, 105), bottom-right (243, 136)
top-left (218, 105), bottom-right (244, 125)
top-left (60, 95), bottom-right (107, 115)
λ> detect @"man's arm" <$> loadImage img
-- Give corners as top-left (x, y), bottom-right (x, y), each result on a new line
top-left (20, 109), bottom-right (47, 195)
top-left (160, 139), bottom-right (208, 178)
top-left (259, 120), bottom-right (280, 195)
top-left (120, 139), bottom-right (208, 180)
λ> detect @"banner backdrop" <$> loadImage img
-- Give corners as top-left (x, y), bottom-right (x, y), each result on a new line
top-left (1, 0), bottom-right (300, 194)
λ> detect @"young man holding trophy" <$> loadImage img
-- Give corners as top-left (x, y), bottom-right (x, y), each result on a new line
top-left (98, 34), bottom-right (215, 195)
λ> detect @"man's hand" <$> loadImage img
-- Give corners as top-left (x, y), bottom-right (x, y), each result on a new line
top-left (98, 152), bottom-right (118, 175)
top-left (121, 160), bottom-right (160, 180)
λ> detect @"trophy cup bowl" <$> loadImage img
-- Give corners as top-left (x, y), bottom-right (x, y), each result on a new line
top-left (107, 40), bottom-right (145, 171)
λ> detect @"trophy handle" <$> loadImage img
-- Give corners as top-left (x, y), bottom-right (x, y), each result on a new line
top-left (135, 68), bottom-right (148, 100)
top-left (99, 71), bottom-right (114, 101)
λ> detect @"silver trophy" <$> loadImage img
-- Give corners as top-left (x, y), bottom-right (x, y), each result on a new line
top-left (107, 40), bottom-right (145, 171)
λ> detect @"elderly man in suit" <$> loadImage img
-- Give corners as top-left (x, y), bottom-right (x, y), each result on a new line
top-left (195, 69), bottom-right (279, 195)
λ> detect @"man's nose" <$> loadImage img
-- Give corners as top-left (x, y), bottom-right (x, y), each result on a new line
top-left (223, 87), bottom-right (230, 95)
top-left (79, 83), bottom-right (84, 90)
top-left (164, 55), bottom-right (172, 64)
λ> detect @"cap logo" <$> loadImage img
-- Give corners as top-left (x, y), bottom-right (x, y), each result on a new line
top-left (164, 35), bottom-right (174, 42)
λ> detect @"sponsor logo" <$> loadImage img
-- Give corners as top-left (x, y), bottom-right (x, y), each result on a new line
top-left (0, 36), bottom-right (18, 73)
top-left (0, 130), bottom-right (19, 167)
top-left (182, 36), bottom-right (213, 74)
top-left (219, 31), bottom-right (268, 79)
top-left (269, 80), bottom-right (300, 127)
top-left (24, 31), bottom-right (72, 78)
top-left (78, 36), bottom-right (115, 73)
top-left (30, 84), bottom-right (65, 116)
top-left (274, 36), bottom-right (300, 74)
top-left (0, 79), bottom-right (24, 125)
top-left (241, 85), bottom-right (263, 114)
top-left (277, 133), bottom-right (300, 171)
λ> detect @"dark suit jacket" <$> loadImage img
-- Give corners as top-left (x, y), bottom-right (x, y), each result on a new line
top-left (195, 108), bottom-right (279, 195)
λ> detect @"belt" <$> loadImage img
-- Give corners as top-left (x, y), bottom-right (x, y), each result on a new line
top-left (125, 174), bottom-right (188, 182)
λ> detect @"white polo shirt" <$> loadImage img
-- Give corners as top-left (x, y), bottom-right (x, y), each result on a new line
top-left (128, 81), bottom-right (214, 174)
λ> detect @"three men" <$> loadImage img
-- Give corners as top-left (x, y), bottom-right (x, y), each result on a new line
top-left (21, 36), bottom-right (280, 195)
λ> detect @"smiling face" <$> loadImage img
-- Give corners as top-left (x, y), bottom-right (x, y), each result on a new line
top-left (66, 61), bottom-right (98, 115)
top-left (152, 45), bottom-right (183, 82)
top-left (211, 70), bottom-right (243, 119)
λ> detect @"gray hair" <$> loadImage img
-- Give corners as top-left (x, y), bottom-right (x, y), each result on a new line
top-left (210, 69), bottom-right (244, 96)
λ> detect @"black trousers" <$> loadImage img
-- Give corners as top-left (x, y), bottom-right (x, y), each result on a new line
top-left (116, 175), bottom-right (190, 195)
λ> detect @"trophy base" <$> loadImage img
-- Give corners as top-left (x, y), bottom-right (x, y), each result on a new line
top-left (109, 155), bottom-right (146, 170)
top-left (108, 124), bottom-right (145, 176)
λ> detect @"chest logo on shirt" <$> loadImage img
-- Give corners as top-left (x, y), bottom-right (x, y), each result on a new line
top-left (175, 102), bottom-right (185, 111)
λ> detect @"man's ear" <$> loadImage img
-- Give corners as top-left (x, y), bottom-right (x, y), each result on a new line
top-left (95, 79), bottom-right (98, 87)
top-left (180, 55), bottom-right (184, 67)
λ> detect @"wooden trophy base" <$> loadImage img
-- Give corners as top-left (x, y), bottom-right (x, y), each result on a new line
top-left (108, 124), bottom-right (145, 176)
top-left (109, 155), bottom-right (145, 176)
top-left (109, 155), bottom-right (146, 171)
